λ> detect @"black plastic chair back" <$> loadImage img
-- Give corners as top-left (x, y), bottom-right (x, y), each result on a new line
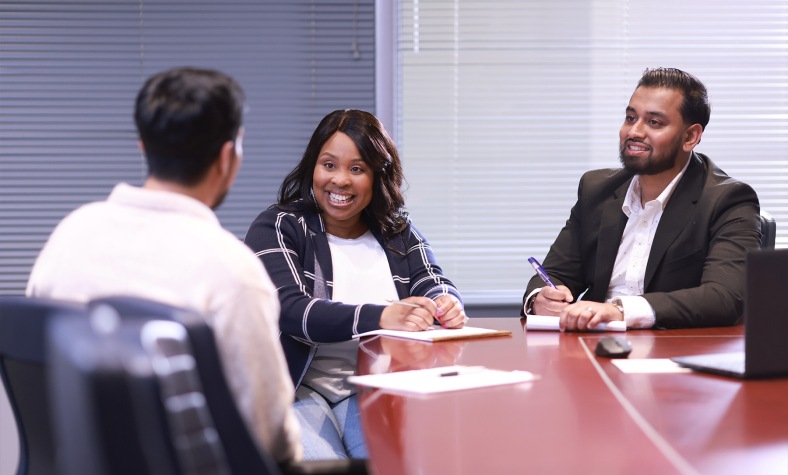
top-left (47, 309), bottom-right (181, 475)
top-left (0, 296), bottom-right (86, 475)
top-left (91, 297), bottom-right (282, 475)
top-left (760, 211), bottom-right (776, 250)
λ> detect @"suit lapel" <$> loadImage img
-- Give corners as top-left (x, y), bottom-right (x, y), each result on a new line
top-left (644, 153), bottom-right (705, 288)
top-left (593, 181), bottom-right (630, 301)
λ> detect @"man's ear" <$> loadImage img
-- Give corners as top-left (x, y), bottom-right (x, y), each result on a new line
top-left (216, 140), bottom-right (236, 178)
top-left (683, 124), bottom-right (703, 152)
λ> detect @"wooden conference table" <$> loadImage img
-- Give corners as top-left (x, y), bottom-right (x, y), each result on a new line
top-left (355, 317), bottom-right (788, 475)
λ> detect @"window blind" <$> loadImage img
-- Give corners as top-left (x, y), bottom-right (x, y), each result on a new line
top-left (397, 0), bottom-right (788, 304)
top-left (0, 0), bottom-right (375, 295)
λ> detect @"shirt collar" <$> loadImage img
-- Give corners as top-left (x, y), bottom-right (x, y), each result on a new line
top-left (107, 183), bottom-right (220, 225)
top-left (621, 153), bottom-right (693, 217)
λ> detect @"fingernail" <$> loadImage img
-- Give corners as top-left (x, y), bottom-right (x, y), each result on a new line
top-left (437, 308), bottom-right (444, 316)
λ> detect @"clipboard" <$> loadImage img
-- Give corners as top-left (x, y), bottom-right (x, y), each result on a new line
top-left (353, 326), bottom-right (512, 342)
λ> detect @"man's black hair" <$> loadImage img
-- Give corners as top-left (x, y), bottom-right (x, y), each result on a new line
top-left (135, 67), bottom-right (245, 186)
top-left (637, 68), bottom-right (710, 131)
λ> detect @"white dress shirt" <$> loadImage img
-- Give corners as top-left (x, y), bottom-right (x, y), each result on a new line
top-left (606, 155), bottom-right (691, 328)
top-left (26, 183), bottom-right (302, 462)
top-left (301, 230), bottom-right (399, 403)
top-left (525, 156), bottom-right (691, 329)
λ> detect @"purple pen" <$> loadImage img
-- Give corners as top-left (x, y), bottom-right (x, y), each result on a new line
top-left (528, 257), bottom-right (558, 290)
top-left (529, 257), bottom-right (567, 303)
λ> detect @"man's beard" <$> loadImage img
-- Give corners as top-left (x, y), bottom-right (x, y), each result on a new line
top-left (212, 188), bottom-right (229, 210)
top-left (619, 138), bottom-right (682, 176)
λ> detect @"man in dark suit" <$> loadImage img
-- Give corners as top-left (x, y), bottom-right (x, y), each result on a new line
top-left (523, 68), bottom-right (761, 331)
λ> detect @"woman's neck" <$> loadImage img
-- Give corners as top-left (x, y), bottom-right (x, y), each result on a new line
top-left (324, 216), bottom-right (369, 239)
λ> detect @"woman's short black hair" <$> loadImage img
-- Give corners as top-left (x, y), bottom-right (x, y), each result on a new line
top-left (637, 67), bottom-right (710, 131)
top-left (277, 109), bottom-right (408, 241)
top-left (135, 67), bottom-right (245, 186)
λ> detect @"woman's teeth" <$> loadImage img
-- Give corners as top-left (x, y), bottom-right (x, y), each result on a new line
top-left (329, 192), bottom-right (352, 203)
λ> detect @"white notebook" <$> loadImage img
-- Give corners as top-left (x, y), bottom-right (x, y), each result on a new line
top-left (353, 326), bottom-right (511, 342)
top-left (526, 315), bottom-right (626, 332)
top-left (347, 365), bottom-right (536, 395)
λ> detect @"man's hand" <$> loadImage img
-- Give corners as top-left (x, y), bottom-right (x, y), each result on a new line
top-left (433, 295), bottom-right (467, 329)
top-left (379, 296), bottom-right (437, 331)
top-left (558, 301), bottom-right (624, 332)
top-left (532, 285), bottom-right (574, 316)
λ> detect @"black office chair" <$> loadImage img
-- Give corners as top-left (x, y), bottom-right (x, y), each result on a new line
top-left (47, 308), bottom-right (218, 475)
top-left (0, 296), bottom-right (87, 475)
top-left (760, 211), bottom-right (776, 250)
top-left (90, 297), bottom-right (368, 475)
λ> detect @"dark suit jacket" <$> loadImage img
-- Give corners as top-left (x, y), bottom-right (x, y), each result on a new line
top-left (524, 152), bottom-right (761, 328)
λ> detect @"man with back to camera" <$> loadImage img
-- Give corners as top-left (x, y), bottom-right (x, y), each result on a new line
top-left (26, 67), bottom-right (302, 461)
top-left (522, 68), bottom-right (762, 331)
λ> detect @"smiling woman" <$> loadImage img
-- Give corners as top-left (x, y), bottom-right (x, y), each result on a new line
top-left (243, 109), bottom-right (466, 461)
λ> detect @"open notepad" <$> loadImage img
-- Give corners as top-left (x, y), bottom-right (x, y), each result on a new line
top-left (347, 365), bottom-right (536, 395)
top-left (526, 315), bottom-right (626, 332)
top-left (352, 326), bottom-right (511, 342)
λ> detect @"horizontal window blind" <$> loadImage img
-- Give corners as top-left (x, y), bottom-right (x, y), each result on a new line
top-left (0, 0), bottom-right (375, 295)
top-left (398, 0), bottom-right (788, 304)
top-left (0, 2), bottom-right (143, 295)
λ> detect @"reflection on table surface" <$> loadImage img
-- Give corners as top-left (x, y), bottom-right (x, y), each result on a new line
top-left (356, 317), bottom-right (788, 475)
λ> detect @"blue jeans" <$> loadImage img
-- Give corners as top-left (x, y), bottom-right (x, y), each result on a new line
top-left (293, 385), bottom-right (368, 460)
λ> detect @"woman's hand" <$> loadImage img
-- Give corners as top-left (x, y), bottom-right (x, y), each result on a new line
top-left (434, 295), bottom-right (467, 329)
top-left (379, 296), bottom-right (437, 331)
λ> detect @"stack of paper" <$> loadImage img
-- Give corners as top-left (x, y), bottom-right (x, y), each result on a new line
top-left (352, 326), bottom-right (511, 342)
top-left (526, 315), bottom-right (626, 332)
top-left (611, 359), bottom-right (692, 374)
top-left (347, 365), bottom-right (536, 395)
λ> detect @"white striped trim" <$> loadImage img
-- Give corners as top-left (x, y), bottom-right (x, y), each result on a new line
top-left (254, 248), bottom-right (298, 257)
top-left (410, 275), bottom-right (436, 292)
top-left (297, 216), bottom-right (308, 236)
top-left (411, 227), bottom-right (440, 284)
top-left (352, 304), bottom-right (363, 335)
top-left (301, 299), bottom-right (318, 342)
top-left (303, 271), bottom-right (332, 287)
top-left (392, 275), bottom-right (410, 284)
top-left (276, 212), bottom-right (305, 294)
top-left (407, 243), bottom-right (432, 254)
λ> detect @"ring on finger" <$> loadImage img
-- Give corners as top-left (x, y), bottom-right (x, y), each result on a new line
top-left (586, 306), bottom-right (596, 315)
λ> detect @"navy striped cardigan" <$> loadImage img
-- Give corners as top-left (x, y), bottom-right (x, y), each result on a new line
top-left (244, 201), bottom-right (462, 389)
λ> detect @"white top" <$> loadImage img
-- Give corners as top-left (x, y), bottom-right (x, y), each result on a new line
top-left (26, 183), bottom-right (301, 462)
top-left (524, 156), bottom-right (691, 329)
top-left (606, 155), bottom-right (691, 328)
top-left (301, 230), bottom-right (398, 403)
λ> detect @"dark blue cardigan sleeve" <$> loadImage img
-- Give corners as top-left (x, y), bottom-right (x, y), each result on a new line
top-left (405, 223), bottom-right (463, 303)
top-left (245, 209), bottom-right (384, 344)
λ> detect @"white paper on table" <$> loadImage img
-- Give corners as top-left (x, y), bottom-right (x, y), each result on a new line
top-left (525, 315), bottom-right (626, 332)
top-left (352, 326), bottom-right (510, 342)
top-left (347, 365), bottom-right (536, 395)
top-left (611, 358), bottom-right (692, 374)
